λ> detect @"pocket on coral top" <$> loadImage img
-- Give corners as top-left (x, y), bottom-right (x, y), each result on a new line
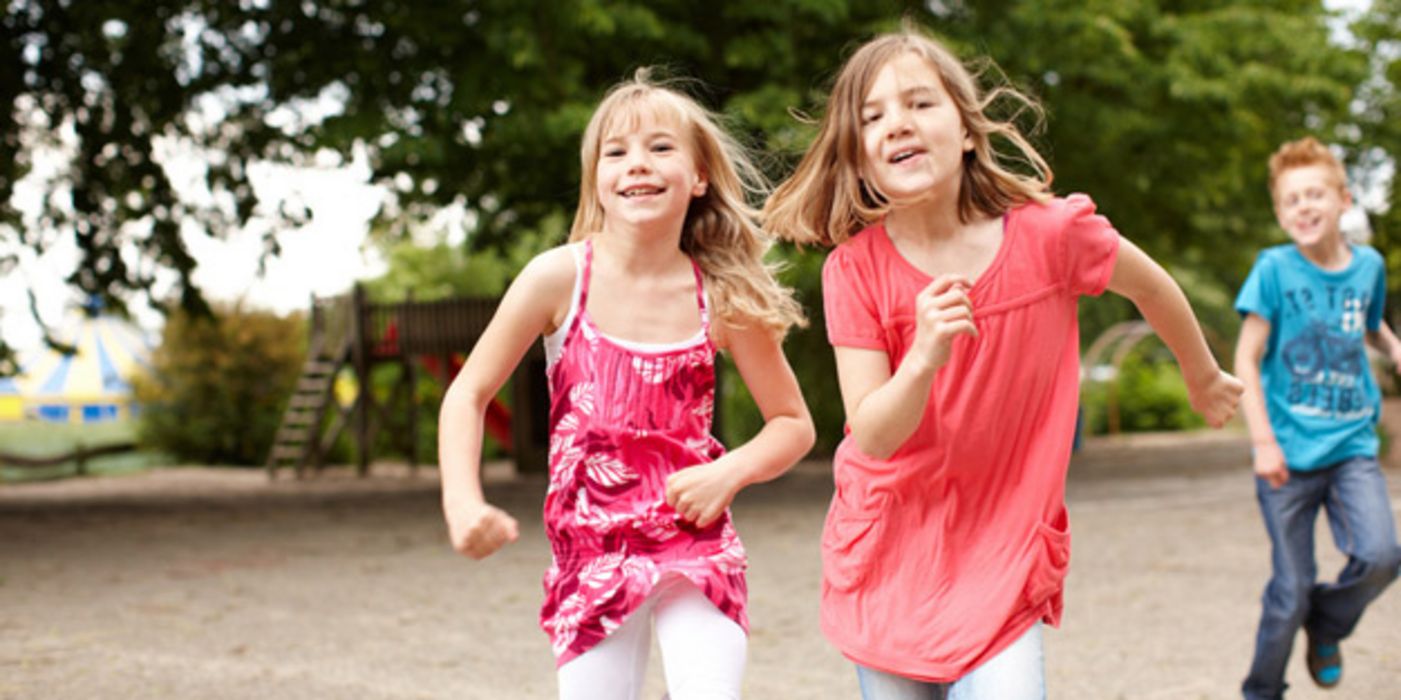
top-left (821, 497), bottom-right (890, 592)
top-left (1022, 511), bottom-right (1071, 607)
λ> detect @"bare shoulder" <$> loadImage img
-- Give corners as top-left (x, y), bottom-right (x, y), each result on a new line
top-left (511, 243), bottom-right (580, 331)
top-left (516, 244), bottom-right (578, 291)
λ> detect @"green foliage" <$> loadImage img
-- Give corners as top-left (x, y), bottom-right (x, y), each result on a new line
top-left (134, 305), bottom-right (305, 465)
top-left (7, 0), bottom-right (1401, 440)
top-left (362, 213), bottom-right (564, 302)
top-left (1080, 341), bottom-right (1206, 436)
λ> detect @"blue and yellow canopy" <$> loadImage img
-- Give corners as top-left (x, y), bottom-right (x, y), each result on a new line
top-left (0, 311), bottom-right (152, 423)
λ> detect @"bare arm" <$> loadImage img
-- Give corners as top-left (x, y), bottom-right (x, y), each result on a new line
top-left (665, 323), bottom-right (816, 527)
top-left (1106, 238), bottom-right (1242, 427)
top-left (438, 251), bottom-right (569, 558)
top-left (1235, 313), bottom-right (1287, 487)
top-left (834, 275), bottom-right (975, 459)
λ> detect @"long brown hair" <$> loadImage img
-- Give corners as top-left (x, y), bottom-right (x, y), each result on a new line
top-left (764, 25), bottom-right (1053, 247)
top-left (571, 70), bottom-right (805, 338)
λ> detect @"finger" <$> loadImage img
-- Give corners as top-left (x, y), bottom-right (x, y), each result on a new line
top-left (942, 319), bottom-right (979, 339)
top-left (664, 477), bottom-right (680, 507)
top-left (503, 515), bottom-right (520, 543)
top-left (931, 288), bottom-right (973, 312)
top-left (937, 305), bottom-right (974, 323)
top-left (921, 275), bottom-right (972, 298)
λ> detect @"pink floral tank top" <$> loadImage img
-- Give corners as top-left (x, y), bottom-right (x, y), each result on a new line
top-left (539, 240), bottom-right (748, 666)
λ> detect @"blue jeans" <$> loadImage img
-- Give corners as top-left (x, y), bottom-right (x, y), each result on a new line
top-left (1242, 456), bottom-right (1401, 700)
top-left (855, 623), bottom-right (1044, 700)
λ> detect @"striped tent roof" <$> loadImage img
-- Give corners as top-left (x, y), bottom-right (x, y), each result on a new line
top-left (1, 309), bottom-right (153, 422)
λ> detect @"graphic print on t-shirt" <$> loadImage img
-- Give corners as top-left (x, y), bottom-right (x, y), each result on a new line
top-left (1279, 284), bottom-right (1372, 420)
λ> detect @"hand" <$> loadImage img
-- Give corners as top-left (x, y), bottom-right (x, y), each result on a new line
top-left (1390, 347), bottom-right (1401, 373)
top-left (444, 500), bottom-right (519, 559)
top-left (1252, 442), bottom-right (1289, 489)
top-left (665, 461), bottom-right (741, 529)
top-left (1186, 369), bottom-right (1244, 428)
top-left (908, 275), bottom-right (978, 374)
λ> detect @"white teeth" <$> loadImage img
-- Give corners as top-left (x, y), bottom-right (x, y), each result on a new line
top-left (890, 149), bottom-right (920, 163)
top-left (622, 186), bottom-right (662, 197)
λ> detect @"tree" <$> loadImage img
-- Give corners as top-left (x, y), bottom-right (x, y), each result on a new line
top-left (4, 2), bottom-right (1397, 438)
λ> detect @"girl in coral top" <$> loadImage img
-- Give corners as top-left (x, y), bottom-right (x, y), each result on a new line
top-left (438, 72), bottom-right (814, 699)
top-left (763, 27), bottom-right (1243, 698)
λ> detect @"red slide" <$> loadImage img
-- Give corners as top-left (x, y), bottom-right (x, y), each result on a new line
top-left (420, 353), bottom-right (514, 452)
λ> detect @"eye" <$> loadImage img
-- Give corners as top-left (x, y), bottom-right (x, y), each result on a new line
top-left (603, 147), bottom-right (625, 158)
top-left (861, 112), bottom-right (881, 125)
top-left (651, 142), bottom-right (675, 153)
top-left (912, 99), bottom-right (934, 109)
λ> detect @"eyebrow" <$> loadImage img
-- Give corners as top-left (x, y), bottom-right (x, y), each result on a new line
top-left (601, 130), bottom-right (680, 145)
top-left (863, 85), bottom-right (941, 109)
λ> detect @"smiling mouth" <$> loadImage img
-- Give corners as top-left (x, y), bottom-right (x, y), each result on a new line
top-left (620, 185), bottom-right (665, 198)
top-left (888, 148), bottom-right (925, 164)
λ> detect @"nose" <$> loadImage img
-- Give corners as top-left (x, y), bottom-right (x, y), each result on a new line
top-left (885, 106), bottom-right (914, 140)
top-left (625, 149), bottom-right (653, 175)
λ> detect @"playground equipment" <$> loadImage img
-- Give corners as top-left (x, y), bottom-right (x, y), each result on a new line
top-left (265, 285), bottom-right (547, 478)
top-left (1080, 320), bottom-right (1157, 435)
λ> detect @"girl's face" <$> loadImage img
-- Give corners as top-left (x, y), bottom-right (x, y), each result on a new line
top-left (594, 111), bottom-right (707, 233)
top-left (858, 52), bottom-right (972, 207)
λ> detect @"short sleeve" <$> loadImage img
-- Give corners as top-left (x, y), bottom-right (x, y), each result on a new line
top-left (1367, 248), bottom-right (1386, 332)
top-left (1234, 252), bottom-right (1278, 323)
top-left (822, 247), bottom-right (885, 350)
top-left (1058, 194), bottom-right (1121, 297)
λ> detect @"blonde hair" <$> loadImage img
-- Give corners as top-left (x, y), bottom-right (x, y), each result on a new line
top-left (1268, 136), bottom-right (1348, 200)
top-left (570, 70), bottom-right (806, 338)
top-left (764, 25), bottom-right (1052, 247)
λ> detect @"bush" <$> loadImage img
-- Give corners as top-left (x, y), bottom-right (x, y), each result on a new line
top-left (134, 305), bottom-right (306, 465)
top-left (1080, 343), bottom-right (1206, 435)
top-left (718, 248), bottom-right (844, 457)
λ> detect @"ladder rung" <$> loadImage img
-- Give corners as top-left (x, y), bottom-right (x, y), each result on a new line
top-left (276, 428), bottom-right (310, 442)
top-left (297, 378), bottom-right (332, 392)
top-left (283, 412), bottom-right (317, 426)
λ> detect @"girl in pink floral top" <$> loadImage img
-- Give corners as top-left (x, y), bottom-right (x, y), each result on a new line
top-left (438, 70), bottom-right (814, 699)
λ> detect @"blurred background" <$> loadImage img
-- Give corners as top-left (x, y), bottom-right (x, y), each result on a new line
top-left (1, 0), bottom-right (1399, 478)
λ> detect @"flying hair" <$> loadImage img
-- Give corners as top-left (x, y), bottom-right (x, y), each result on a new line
top-left (571, 69), bottom-right (806, 339)
top-left (763, 23), bottom-right (1053, 247)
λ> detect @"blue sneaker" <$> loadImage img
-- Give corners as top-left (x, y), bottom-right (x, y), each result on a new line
top-left (1306, 633), bottom-right (1342, 688)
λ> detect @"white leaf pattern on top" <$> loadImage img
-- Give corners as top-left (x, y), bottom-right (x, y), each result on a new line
top-left (569, 382), bottom-right (595, 416)
top-left (584, 454), bottom-right (637, 487)
top-left (631, 356), bottom-right (675, 384)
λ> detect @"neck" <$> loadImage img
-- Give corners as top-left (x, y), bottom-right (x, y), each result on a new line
top-left (594, 220), bottom-right (688, 274)
top-left (1296, 235), bottom-right (1351, 271)
top-left (885, 189), bottom-right (965, 243)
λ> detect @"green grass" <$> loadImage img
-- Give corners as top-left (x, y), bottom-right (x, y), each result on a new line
top-left (0, 419), bottom-right (173, 483)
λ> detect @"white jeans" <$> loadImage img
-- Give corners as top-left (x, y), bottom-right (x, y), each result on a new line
top-left (556, 574), bottom-right (748, 700)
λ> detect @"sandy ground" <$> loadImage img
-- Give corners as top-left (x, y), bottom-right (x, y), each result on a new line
top-left (2, 432), bottom-right (1400, 699)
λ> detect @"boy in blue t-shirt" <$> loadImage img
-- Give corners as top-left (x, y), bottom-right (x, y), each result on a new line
top-left (1235, 136), bottom-right (1401, 699)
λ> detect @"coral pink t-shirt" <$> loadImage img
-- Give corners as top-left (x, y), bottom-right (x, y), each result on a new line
top-left (820, 195), bottom-right (1120, 681)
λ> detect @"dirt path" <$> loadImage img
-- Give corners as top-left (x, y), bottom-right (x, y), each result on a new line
top-left (2, 434), bottom-right (1399, 699)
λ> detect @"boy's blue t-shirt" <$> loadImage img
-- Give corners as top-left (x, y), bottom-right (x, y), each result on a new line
top-left (1235, 244), bottom-right (1386, 470)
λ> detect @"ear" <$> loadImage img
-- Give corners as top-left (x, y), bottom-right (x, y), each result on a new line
top-left (962, 127), bottom-right (974, 153)
top-left (692, 171), bottom-right (708, 198)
